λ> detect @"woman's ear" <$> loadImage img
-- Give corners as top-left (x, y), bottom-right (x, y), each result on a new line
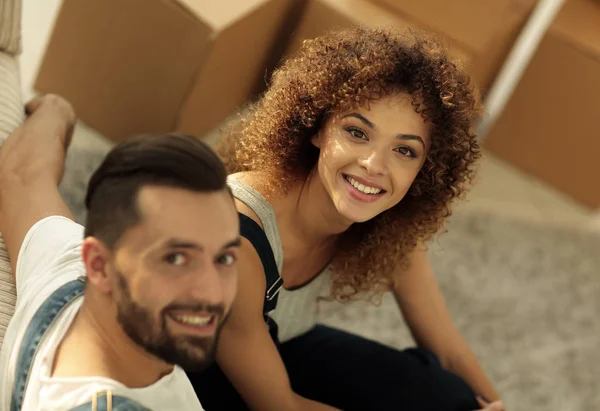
top-left (311, 130), bottom-right (322, 148)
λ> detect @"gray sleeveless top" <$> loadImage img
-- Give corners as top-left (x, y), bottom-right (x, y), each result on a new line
top-left (227, 175), bottom-right (329, 343)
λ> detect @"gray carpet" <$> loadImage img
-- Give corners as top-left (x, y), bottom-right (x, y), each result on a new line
top-left (61, 144), bottom-right (600, 411)
top-left (317, 212), bottom-right (600, 411)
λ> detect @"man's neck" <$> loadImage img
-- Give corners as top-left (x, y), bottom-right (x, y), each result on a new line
top-left (52, 297), bottom-right (173, 388)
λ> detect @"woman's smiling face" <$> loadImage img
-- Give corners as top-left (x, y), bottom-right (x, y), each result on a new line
top-left (312, 92), bottom-right (431, 223)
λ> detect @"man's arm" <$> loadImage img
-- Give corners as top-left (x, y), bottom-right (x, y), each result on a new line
top-left (393, 245), bottom-right (501, 404)
top-left (0, 95), bottom-right (75, 275)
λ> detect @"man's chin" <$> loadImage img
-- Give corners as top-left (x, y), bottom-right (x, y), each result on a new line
top-left (153, 340), bottom-right (217, 373)
top-left (173, 348), bottom-right (216, 373)
top-left (178, 358), bottom-right (215, 373)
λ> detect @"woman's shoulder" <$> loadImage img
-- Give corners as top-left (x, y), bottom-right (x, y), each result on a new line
top-left (228, 171), bottom-right (265, 230)
top-left (235, 199), bottom-right (263, 230)
top-left (228, 171), bottom-right (261, 186)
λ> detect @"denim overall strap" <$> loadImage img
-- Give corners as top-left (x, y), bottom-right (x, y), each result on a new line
top-left (70, 390), bottom-right (151, 411)
top-left (11, 277), bottom-right (86, 411)
top-left (9, 277), bottom-right (151, 411)
top-left (238, 213), bottom-right (282, 341)
top-left (238, 213), bottom-right (282, 314)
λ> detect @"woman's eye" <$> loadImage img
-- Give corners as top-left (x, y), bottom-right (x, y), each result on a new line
top-left (395, 146), bottom-right (416, 158)
top-left (346, 127), bottom-right (367, 140)
top-left (165, 253), bottom-right (187, 266)
top-left (217, 253), bottom-right (237, 266)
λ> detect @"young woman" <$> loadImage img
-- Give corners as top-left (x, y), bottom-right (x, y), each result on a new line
top-left (189, 26), bottom-right (504, 411)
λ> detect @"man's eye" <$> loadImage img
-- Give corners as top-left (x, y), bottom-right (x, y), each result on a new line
top-left (218, 253), bottom-right (236, 266)
top-left (165, 253), bottom-right (186, 266)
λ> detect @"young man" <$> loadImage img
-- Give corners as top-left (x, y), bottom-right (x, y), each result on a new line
top-left (0, 94), bottom-right (241, 410)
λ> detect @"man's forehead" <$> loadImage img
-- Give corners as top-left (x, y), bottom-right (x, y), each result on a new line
top-left (126, 219), bottom-right (239, 254)
top-left (129, 186), bottom-right (239, 250)
top-left (137, 185), bottom-right (234, 213)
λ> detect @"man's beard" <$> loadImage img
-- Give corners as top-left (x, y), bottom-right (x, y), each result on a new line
top-left (114, 271), bottom-right (226, 373)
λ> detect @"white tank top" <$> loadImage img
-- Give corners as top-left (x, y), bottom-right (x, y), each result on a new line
top-left (227, 176), bottom-right (329, 343)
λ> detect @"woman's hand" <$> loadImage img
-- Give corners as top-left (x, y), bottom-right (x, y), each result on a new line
top-left (474, 396), bottom-right (505, 411)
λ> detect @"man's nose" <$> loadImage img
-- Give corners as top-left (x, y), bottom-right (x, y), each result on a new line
top-left (188, 261), bottom-right (224, 307)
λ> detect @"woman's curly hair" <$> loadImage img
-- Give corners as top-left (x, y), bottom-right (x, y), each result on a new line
top-left (219, 26), bottom-right (482, 301)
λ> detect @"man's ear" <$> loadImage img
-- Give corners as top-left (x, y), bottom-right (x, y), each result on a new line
top-left (82, 237), bottom-right (113, 294)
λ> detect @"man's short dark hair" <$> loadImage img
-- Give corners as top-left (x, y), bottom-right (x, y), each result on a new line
top-left (84, 133), bottom-right (228, 248)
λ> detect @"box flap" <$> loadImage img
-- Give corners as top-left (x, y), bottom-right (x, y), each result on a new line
top-left (35, 0), bottom-right (213, 141)
top-left (372, 0), bottom-right (536, 53)
top-left (330, 0), bottom-right (402, 26)
top-left (177, 0), bottom-right (292, 136)
top-left (484, 32), bottom-right (600, 207)
top-left (291, 0), bottom-right (472, 68)
top-left (176, 0), bottom-right (270, 29)
top-left (551, 0), bottom-right (600, 59)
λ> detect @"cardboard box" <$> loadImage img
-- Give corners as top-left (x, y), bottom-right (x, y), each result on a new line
top-left (484, 0), bottom-right (600, 208)
top-left (35, 0), bottom-right (293, 142)
top-left (370, 0), bottom-right (537, 92)
top-left (284, 0), bottom-right (472, 75)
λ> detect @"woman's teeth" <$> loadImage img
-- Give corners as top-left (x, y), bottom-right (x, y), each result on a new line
top-left (173, 314), bottom-right (212, 327)
top-left (345, 176), bottom-right (382, 195)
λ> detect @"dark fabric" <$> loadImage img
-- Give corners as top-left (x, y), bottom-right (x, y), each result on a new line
top-left (238, 213), bottom-right (283, 316)
top-left (188, 359), bottom-right (251, 410)
top-left (190, 325), bottom-right (479, 411)
top-left (281, 325), bottom-right (479, 411)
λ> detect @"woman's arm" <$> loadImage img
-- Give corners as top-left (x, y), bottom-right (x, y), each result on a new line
top-left (392, 245), bottom-right (501, 403)
top-left (215, 205), bottom-right (339, 411)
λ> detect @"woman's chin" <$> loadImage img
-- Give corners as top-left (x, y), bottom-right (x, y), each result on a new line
top-left (337, 205), bottom-right (378, 225)
top-left (333, 187), bottom-right (391, 224)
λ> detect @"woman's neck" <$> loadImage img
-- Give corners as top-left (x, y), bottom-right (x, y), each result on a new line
top-left (273, 171), bottom-right (352, 249)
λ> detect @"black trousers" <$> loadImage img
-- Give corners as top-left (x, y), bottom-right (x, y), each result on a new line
top-left (188, 325), bottom-right (479, 411)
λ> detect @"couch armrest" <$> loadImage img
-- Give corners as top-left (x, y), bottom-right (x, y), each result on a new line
top-left (0, 0), bottom-right (23, 348)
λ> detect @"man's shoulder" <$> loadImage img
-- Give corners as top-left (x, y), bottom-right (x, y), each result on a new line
top-left (47, 386), bottom-right (152, 411)
top-left (37, 373), bottom-right (205, 411)
top-left (34, 381), bottom-right (148, 411)
top-left (15, 215), bottom-right (85, 307)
